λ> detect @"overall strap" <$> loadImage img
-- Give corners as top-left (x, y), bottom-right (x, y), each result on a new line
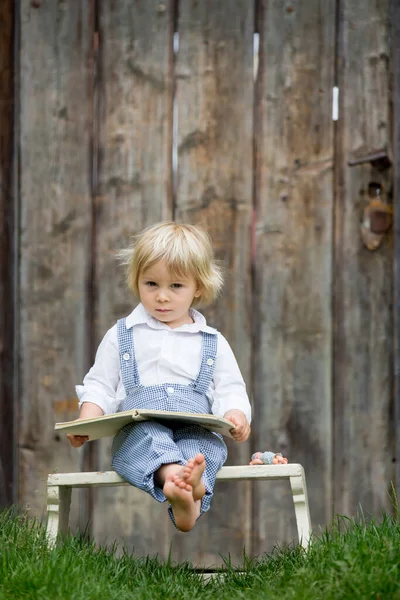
top-left (117, 318), bottom-right (141, 393)
top-left (192, 331), bottom-right (218, 394)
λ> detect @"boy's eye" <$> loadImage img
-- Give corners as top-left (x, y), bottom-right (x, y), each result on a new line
top-left (171, 283), bottom-right (183, 289)
top-left (146, 281), bottom-right (157, 287)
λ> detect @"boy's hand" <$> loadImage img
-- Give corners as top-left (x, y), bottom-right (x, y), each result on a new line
top-left (67, 432), bottom-right (88, 448)
top-left (223, 409), bottom-right (251, 442)
top-left (67, 402), bottom-right (104, 448)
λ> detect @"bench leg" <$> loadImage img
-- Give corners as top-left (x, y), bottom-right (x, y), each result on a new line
top-left (46, 485), bottom-right (72, 547)
top-left (290, 473), bottom-right (312, 549)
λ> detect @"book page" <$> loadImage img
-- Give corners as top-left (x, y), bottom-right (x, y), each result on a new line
top-left (55, 409), bottom-right (235, 440)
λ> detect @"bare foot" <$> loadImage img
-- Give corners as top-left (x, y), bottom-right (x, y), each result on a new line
top-left (182, 453), bottom-right (206, 501)
top-left (163, 473), bottom-right (200, 532)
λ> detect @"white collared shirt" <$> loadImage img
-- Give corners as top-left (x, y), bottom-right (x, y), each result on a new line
top-left (76, 303), bottom-right (251, 423)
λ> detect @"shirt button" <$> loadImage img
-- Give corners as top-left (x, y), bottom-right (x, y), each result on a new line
top-left (167, 387), bottom-right (175, 395)
top-left (207, 358), bottom-right (214, 366)
top-left (123, 352), bottom-right (130, 361)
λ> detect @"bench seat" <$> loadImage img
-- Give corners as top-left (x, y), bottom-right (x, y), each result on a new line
top-left (46, 463), bottom-right (312, 550)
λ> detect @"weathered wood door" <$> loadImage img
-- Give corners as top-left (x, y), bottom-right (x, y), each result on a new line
top-left (0, 0), bottom-right (397, 566)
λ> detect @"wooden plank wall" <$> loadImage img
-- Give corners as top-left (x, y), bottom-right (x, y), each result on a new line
top-left (18, 1), bottom-right (94, 528)
top-left (253, 0), bottom-right (335, 552)
top-left (2, 0), bottom-right (396, 567)
top-left (0, 0), bottom-right (15, 508)
top-left (173, 0), bottom-right (254, 565)
top-left (92, 0), bottom-right (175, 558)
top-left (334, 0), bottom-right (393, 518)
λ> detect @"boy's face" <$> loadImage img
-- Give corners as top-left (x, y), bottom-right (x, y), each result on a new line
top-left (138, 260), bottom-right (201, 328)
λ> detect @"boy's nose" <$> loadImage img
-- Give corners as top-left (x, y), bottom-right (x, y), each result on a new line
top-left (157, 290), bottom-right (169, 302)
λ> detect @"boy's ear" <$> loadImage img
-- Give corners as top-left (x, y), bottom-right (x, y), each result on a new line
top-left (194, 285), bottom-right (202, 298)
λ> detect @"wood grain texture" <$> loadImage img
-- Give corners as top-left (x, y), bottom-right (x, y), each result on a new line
top-left (13, 0), bottom-right (397, 562)
top-left (392, 0), bottom-right (400, 500)
top-left (334, 0), bottom-right (394, 517)
top-left (173, 0), bottom-right (254, 566)
top-left (253, 0), bottom-right (335, 553)
top-left (92, 0), bottom-right (174, 557)
top-left (18, 0), bottom-right (94, 525)
top-left (0, 0), bottom-right (15, 508)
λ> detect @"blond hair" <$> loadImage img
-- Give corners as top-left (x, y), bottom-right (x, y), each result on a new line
top-left (118, 222), bottom-right (223, 307)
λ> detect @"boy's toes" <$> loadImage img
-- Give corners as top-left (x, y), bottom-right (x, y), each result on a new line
top-left (183, 460), bottom-right (195, 480)
top-left (177, 480), bottom-right (191, 491)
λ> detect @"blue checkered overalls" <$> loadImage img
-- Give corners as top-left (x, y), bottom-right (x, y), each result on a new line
top-left (111, 318), bottom-right (228, 524)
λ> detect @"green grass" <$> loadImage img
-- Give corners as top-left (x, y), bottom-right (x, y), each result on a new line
top-left (1, 507), bottom-right (400, 599)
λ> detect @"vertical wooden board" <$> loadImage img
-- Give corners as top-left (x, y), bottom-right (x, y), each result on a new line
top-left (253, 0), bottom-right (335, 553)
top-left (0, 0), bottom-right (15, 507)
top-left (19, 1), bottom-right (93, 525)
top-left (391, 0), bottom-right (400, 499)
top-left (334, 0), bottom-right (393, 517)
top-left (173, 0), bottom-right (254, 566)
top-left (92, 0), bottom-right (174, 557)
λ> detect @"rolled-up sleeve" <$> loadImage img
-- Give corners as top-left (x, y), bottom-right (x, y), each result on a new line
top-left (210, 333), bottom-right (252, 423)
top-left (76, 326), bottom-right (121, 415)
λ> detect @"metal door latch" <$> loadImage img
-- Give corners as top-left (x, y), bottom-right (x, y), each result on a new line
top-left (348, 149), bottom-right (392, 171)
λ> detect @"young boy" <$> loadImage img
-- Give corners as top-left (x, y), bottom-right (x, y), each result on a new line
top-left (68, 222), bottom-right (251, 531)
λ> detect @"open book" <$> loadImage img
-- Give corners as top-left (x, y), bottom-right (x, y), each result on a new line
top-left (55, 409), bottom-right (236, 441)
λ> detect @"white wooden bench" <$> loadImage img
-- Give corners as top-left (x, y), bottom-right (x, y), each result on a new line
top-left (46, 463), bottom-right (312, 550)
